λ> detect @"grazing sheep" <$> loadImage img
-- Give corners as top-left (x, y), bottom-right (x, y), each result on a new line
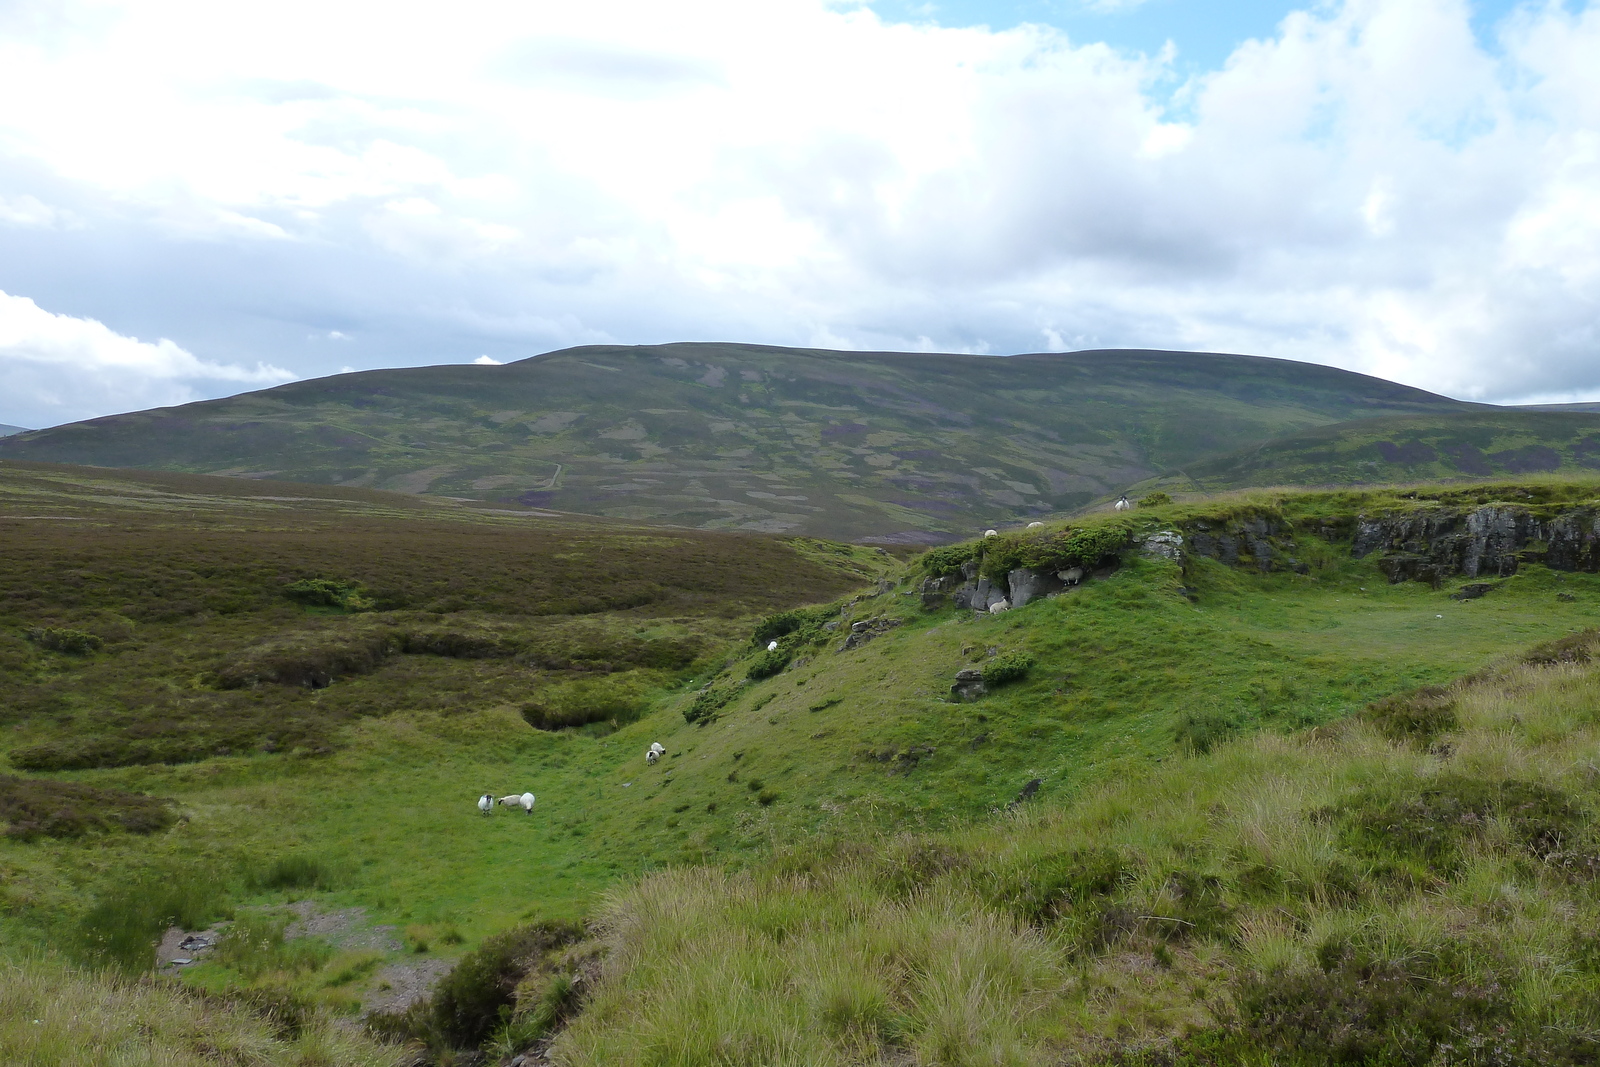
top-left (498, 792), bottom-right (535, 812)
top-left (477, 793), bottom-right (494, 815)
top-left (647, 741), bottom-right (665, 764)
top-left (1027, 521), bottom-right (1044, 528)
top-left (767, 640), bottom-right (779, 651)
top-left (984, 529), bottom-right (998, 537)
top-left (1113, 495), bottom-right (1131, 512)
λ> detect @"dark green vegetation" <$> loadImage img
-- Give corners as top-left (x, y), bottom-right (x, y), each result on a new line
top-left (0, 344), bottom-right (1471, 540)
top-left (1145, 409), bottom-right (1600, 492)
top-left (10, 462), bottom-right (1600, 1065)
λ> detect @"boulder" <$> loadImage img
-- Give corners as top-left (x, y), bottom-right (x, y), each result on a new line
top-left (951, 668), bottom-right (986, 701)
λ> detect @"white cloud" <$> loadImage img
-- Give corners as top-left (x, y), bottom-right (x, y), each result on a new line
top-left (0, 0), bottom-right (1596, 423)
top-left (472, 354), bottom-right (503, 365)
top-left (0, 290), bottom-right (296, 427)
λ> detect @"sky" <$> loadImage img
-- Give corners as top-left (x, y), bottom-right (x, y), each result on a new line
top-left (0, 0), bottom-right (1597, 429)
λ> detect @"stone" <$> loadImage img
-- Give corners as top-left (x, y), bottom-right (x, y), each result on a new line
top-left (1450, 582), bottom-right (1498, 600)
top-left (1008, 778), bottom-right (1042, 809)
top-left (951, 668), bottom-right (986, 701)
top-left (1138, 530), bottom-right (1184, 563)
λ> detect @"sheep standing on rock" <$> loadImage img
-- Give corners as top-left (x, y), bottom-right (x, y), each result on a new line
top-left (477, 793), bottom-right (494, 815)
top-left (646, 741), bottom-right (666, 765)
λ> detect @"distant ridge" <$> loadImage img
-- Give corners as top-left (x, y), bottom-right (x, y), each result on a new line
top-left (0, 343), bottom-right (1473, 539)
top-left (0, 424), bottom-right (28, 437)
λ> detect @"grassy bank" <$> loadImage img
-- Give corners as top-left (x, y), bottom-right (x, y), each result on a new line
top-left (553, 633), bottom-right (1600, 1064)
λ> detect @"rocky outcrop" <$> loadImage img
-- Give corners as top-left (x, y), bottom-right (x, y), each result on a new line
top-left (839, 615), bottom-right (902, 651)
top-left (920, 559), bottom-right (1087, 613)
top-left (1351, 504), bottom-right (1600, 585)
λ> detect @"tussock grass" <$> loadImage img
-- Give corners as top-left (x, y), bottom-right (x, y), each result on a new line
top-left (556, 652), bottom-right (1600, 1065)
top-left (0, 955), bottom-right (401, 1066)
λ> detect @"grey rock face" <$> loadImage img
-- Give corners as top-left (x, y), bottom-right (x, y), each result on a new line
top-left (1008, 567), bottom-right (1065, 607)
top-left (1354, 505), bottom-right (1537, 584)
top-left (1138, 530), bottom-right (1185, 563)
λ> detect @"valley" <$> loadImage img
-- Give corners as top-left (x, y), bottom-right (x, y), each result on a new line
top-left (6, 458), bottom-right (1600, 1063)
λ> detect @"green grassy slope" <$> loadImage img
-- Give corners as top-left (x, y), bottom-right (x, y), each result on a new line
top-left (1140, 409), bottom-right (1600, 492)
top-left (0, 345), bottom-right (1471, 540)
top-left (10, 466), bottom-right (1600, 1064)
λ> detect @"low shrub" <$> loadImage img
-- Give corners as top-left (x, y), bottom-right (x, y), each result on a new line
top-left (282, 578), bottom-right (372, 612)
top-left (983, 846), bottom-right (1131, 925)
top-left (746, 648), bottom-right (792, 681)
top-left (216, 632), bottom-right (397, 689)
top-left (1360, 684), bottom-right (1458, 744)
top-left (8, 735), bottom-right (213, 771)
top-left (1138, 492), bottom-right (1172, 508)
top-left (24, 626), bottom-right (103, 654)
top-left (520, 675), bottom-right (647, 731)
top-left (979, 522), bottom-right (1133, 580)
top-left (918, 542), bottom-right (980, 578)
top-left (684, 685), bottom-right (735, 725)
top-left (1174, 709), bottom-right (1239, 754)
top-left (981, 651), bottom-right (1035, 687)
top-left (370, 920), bottom-right (586, 1052)
top-left (1329, 775), bottom-right (1583, 874)
top-left (0, 774), bottom-right (176, 840)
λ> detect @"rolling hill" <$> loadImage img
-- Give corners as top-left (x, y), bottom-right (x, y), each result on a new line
top-left (1140, 409), bottom-right (1600, 492)
top-left (0, 424), bottom-right (26, 437)
top-left (0, 344), bottom-right (1474, 541)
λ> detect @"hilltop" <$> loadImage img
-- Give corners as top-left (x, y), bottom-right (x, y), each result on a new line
top-left (0, 344), bottom-right (1471, 541)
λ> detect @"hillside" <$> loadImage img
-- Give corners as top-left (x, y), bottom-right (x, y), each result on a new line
top-left (0, 424), bottom-right (25, 437)
top-left (8, 464), bottom-right (1600, 1063)
top-left (1138, 409), bottom-right (1600, 492)
top-left (0, 344), bottom-right (1472, 541)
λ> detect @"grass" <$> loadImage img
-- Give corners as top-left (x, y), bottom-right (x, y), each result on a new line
top-left (0, 954), bottom-right (402, 1066)
top-left (552, 636), bottom-right (1600, 1065)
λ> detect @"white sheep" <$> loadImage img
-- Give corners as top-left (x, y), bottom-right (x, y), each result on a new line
top-left (498, 792), bottom-right (535, 813)
top-left (646, 741), bottom-right (666, 764)
top-left (984, 529), bottom-right (998, 537)
top-left (767, 640), bottom-right (779, 651)
top-left (1113, 495), bottom-right (1131, 512)
top-left (477, 793), bottom-right (494, 815)
top-left (1027, 521), bottom-right (1044, 528)
top-left (989, 599), bottom-right (1011, 614)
